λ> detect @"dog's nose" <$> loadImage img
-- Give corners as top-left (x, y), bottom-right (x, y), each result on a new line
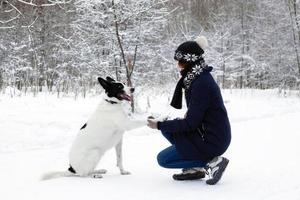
top-left (130, 88), bottom-right (135, 93)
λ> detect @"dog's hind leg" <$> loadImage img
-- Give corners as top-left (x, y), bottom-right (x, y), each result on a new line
top-left (41, 170), bottom-right (75, 180)
top-left (115, 138), bottom-right (130, 175)
top-left (93, 169), bottom-right (107, 174)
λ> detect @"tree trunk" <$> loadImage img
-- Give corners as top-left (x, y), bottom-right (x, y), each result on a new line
top-left (287, 0), bottom-right (300, 76)
top-left (112, 0), bottom-right (140, 113)
top-left (0, 70), bottom-right (3, 91)
top-left (240, 0), bottom-right (246, 89)
top-left (221, 30), bottom-right (226, 89)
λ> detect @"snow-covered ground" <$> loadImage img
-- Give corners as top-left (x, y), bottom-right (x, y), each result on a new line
top-left (1, 89), bottom-right (300, 200)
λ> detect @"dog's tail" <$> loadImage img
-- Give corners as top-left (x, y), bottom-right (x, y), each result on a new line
top-left (40, 170), bottom-right (75, 181)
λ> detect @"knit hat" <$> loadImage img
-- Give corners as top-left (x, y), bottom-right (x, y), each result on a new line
top-left (174, 36), bottom-right (208, 64)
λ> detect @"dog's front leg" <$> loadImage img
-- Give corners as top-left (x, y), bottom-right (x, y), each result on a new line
top-left (126, 120), bottom-right (146, 130)
top-left (115, 138), bottom-right (130, 175)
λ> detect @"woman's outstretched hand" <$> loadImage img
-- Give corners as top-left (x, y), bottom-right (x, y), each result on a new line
top-left (147, 116), bottom-right (158, 129)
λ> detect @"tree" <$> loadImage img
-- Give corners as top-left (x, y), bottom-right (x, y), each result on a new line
top-left (0, 0), bottom-right (74, 95)
top-left (72, 0), bottom-right (169, 108)
top-left (286, 0), bottom-right (300, 77)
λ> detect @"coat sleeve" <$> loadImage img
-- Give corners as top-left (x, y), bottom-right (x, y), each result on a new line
top-left (159, 77), bottom-right (211, 133)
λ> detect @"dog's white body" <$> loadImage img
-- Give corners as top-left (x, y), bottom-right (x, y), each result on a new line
top-left (42, 77), bottom-right (146, 180)
top-left (41, 79), bottom-right (146, 181)
top-left (69, 96), bottom-right (145, 176)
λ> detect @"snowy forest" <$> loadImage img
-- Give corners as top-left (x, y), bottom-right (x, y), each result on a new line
top-left (1, 0), bottom-right (300, 97)
top-left (1, 1), bottom-right (300, 198)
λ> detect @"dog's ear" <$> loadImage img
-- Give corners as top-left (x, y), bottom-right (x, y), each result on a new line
top-left (106, 76), bottom-right (115, 83)
top-left (98, 77), bottom-right (109, 89)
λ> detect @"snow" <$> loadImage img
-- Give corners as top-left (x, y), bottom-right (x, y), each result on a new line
top-left (1, 89), bottom-right (300, 200)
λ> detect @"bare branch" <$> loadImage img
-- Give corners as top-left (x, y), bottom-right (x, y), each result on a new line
top-left (5, 0), bottom-right (24, 16)
top-left (0, 14), bottom-right (20, 24)
top-left (0, 26), bottom-right (15, 29)
top-left (16, 0), bottom-right (39, 6)
top-left (4, 8), bottom-right (15, 13)
top-left (0, 1), bottom-right (23, 28)
top-left (16, 0), bottom-right (72, 7)
top-left (21, 16), bottom-right (38, 28)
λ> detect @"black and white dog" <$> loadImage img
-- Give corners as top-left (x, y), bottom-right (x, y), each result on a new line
top-left (42, 77), bottom-right (146, 180)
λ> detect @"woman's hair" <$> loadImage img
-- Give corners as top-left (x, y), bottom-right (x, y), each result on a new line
top-left (178, 61), bottom-right (186, 67)
top-left (174, 36), bottom-right (208, 65)
top-left (178, 61), bottom-right (193, 71)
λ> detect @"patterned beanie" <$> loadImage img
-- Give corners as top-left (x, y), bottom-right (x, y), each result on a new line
top-left (174, 36), bottom-right (208, 64)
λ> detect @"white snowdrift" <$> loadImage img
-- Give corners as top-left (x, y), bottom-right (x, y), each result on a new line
top-left (0, 89), bottom-right (300, 200)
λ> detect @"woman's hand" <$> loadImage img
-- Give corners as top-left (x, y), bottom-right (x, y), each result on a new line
top-left (147, 116), bottom-right (158, 129)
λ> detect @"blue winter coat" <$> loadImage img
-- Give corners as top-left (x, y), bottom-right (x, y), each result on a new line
top-left (159, 67), bottom-right (231, 161)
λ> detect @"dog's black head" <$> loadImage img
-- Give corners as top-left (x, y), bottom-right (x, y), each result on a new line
top-left (98, 76), bottom-right (134, 102)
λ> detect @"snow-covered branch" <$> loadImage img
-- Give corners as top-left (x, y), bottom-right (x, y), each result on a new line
top-left (16, 0), bottom-right (72, 7)
top-left (0, 14), bottom-right (20, 24)
top-left (4, 1), bottom-right (23, 15)
top-left (21, 16), bottom-right (38, 28)
top-left (0, 25), bottom-right (15, 29)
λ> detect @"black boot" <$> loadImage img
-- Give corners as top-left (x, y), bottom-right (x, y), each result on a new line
top-left (173, 168), bottom-right (206, 181)
top-left (205, 156), bottom-right (229, 185)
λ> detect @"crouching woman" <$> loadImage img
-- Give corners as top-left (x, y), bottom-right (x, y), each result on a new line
top-left (147, 36), bottom-right (231, 185)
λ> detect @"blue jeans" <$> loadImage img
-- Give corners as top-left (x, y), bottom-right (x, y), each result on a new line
top-left (157, 132), bottom-right (207, 169)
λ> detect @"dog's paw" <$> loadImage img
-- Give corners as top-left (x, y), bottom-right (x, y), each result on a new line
top-left (91, 174), bottom-right (103, 179)
top-left (121, 170), bottom-right (131, 175)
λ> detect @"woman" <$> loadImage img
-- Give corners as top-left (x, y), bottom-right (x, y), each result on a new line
top-left (147, 36), bottom-right (231, 185)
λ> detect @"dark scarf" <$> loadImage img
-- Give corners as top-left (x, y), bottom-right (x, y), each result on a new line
top-left (170, 60), bottom-right (209, 109)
